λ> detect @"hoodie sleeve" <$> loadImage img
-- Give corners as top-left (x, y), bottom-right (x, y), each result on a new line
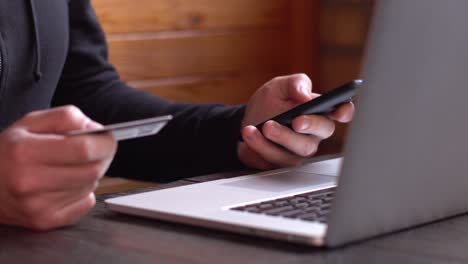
top-left (52, 0), bottom-right (246, 182)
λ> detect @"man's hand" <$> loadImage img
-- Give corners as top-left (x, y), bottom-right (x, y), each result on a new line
top-left (238, 74), bottom-right (355, 170)
top-left (0, 106), bottom-right (117, 230)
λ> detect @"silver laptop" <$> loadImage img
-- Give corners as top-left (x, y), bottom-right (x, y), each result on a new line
top-left (106, 0), bottom-right (468, 247)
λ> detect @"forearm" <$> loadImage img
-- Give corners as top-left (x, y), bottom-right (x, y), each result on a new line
top-left (54, 81), bottom-right (246, 181)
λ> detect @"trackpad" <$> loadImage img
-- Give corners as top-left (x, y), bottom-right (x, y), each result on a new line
top-left (223, 172), bottom-right (335, 193)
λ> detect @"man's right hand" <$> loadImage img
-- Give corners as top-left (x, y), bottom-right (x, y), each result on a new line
top-left (0, 106), bottom-right (117, 230)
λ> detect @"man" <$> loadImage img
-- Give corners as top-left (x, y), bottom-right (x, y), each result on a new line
top-left (0, 0), bottom-right (354, 230)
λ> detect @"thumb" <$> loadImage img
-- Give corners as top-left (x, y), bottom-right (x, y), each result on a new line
top-left (17, 105), bottom-right (102, 134)
top-left (276, 74), bottom-right (313, 103)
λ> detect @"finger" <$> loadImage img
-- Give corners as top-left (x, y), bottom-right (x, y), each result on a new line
top-left (49, 183), bottom-right (99, 207)
top-left (18, 183), bottom-right (98, 221)
top-left (242, 126), bottom-right (305, 167)
top-left (329, 102), bottom-right (355, 123)
top-left (50, 183), bottom-right (98, 211)
top-left (262, 121), bottom-right (321, 157)
top-left (17, 105), bottom-right (102, 134)
top-left (52, 193), bottom-right (96, 228)
top-left (273, 74), bottom-right (313, 103)
top-left (25, 132), bottom-right (117, 166)
top-left (291, 115), bottom-right (336, 139)
top-left (30, 193), bottom-right (96, 230)
top-left (237, 143), bottom-right (277, 170)
top-left (23, 161), bottom-right (108, 194)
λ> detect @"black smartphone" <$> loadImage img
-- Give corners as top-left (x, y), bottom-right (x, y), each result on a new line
top-left (241, 79), bottom-right (362, 141)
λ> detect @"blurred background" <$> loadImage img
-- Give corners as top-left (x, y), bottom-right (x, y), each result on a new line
top-left (92, 0), bottom-right (374, 191)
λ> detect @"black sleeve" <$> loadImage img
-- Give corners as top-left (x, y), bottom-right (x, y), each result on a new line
top-left (52, 0), bottom-right (246, 182)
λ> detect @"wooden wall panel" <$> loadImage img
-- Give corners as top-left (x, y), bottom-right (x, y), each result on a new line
top-left (128, 72), bottom-right (280, 104)
top-left (290, 0), bottom-right (320, 84)
top-left (321, 4), bottom-right (370, 50)
top-left (320, 52), bottom-right (362, 89)
top-left (108, 30), bottom-right (289, 81)
top-left (93, 0), bottom-right (290, 34)
top-left (91, 0), bottom-right (319, 106)
top-left (319, 0), bottom-right (374, 146)
top-left (319, 0), bottom-right (373, 90)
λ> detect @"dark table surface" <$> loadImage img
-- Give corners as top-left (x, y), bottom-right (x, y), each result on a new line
top-left (1, 155), bottom-right (468, 264)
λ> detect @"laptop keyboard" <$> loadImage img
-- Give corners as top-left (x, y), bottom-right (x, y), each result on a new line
top-left (230, 187), bottom-right (336, 223)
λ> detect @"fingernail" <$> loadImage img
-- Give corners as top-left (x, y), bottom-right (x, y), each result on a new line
top-left (299, 83), bottom-right (310, 97)
top-left (300, 122), bottom-right (310, 132)
top-left (244, 126), bottom-right (258, 141)
top-left (267, 121), bottom-right (280, 138)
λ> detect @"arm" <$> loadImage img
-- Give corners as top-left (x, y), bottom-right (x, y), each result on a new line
top-left (52, 0), bottom-right (245, 182)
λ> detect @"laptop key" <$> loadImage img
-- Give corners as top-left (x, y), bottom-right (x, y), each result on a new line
top-left (279, 209), bottom-right (305, 218)
top-left (244, 206), bottom-right (260, 213)
top-left (317, 217), bottom-right (328, 223)
top-left (290, 197), bottom-right (308, 204)
top-left (303, 193), bottom-right (323, 200)
top-left (294, 203), bottom-right (309, 209)
top-left (302, 207), bottom-right (320, 213)
top-left (298, 212), bottom-right (319, 220)
top-left (263, 205), bottom-right (295, 216)
top-left (307, 200), bottom-right (322, 207)
top-left (274, 201), bottom-right (290, 207)
top-left (258, 203), bottom-right (274, 209)
top-left (319, 209), bottom-right (331, 216)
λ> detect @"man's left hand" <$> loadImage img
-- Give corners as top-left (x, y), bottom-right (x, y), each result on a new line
top-left (238, 74), bottom-right (355, 170)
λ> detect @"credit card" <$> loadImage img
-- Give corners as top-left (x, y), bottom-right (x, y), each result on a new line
top-left (67, 115), bottom-right (173, 141)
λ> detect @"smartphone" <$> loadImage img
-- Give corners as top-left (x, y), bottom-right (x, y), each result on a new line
top-left (242, 79), bottom-right (362, 140)
top-left (67, 115), bottom-right (173, 141)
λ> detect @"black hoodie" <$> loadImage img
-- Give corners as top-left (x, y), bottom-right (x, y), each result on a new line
top-left (0, 0), bottom-right (245, 181)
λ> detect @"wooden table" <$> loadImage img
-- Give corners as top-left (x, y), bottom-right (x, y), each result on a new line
top-left (1, 155), bottom-right (468, 264)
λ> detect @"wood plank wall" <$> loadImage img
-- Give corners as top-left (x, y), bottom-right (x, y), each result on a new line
top-left (319, 0), bottom-right (374, 145)
top-left (319, 0), bottom-right (373, 90)
top-left (92, 0), bottom-right (319, 105)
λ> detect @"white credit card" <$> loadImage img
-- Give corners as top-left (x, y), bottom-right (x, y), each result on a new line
top-left (67, 115), bottom-right (173, 141)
